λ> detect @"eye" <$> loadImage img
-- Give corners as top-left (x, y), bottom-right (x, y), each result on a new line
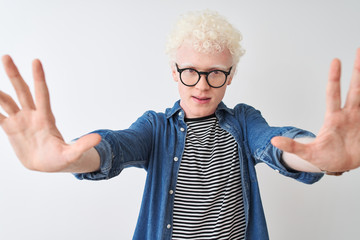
top-left (186, 68), bottom-right (196, 73)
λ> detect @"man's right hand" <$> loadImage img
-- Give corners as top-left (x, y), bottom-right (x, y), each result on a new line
top-left (0, 55), bottom-right (101, 173)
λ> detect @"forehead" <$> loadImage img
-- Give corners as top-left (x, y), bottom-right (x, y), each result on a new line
top-left (175, 41), bottom-right (233, 70)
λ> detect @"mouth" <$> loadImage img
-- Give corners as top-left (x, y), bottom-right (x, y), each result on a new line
top-left (192, 96), bottom-right (211, 104)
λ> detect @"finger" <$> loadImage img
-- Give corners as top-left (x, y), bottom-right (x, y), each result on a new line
top-left (0, 90), bottom-right (20, 115)
top-left (326, 58), bottom-right (342, 113)
top-left (271, 136), bottom-right (312, 160)
top-left (2, 55), bottom-right (36, 110)
top-left (0, 112), bottom-right (6, 123)
top-left (32, 59), bottom-right (51, 113)
top-left (345, 48), bottom-right (360, 108)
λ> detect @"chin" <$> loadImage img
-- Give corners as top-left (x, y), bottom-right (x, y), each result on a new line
top-left (193, 109), bottom-right (215, 118)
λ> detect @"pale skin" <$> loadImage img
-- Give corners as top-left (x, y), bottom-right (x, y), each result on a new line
top-left (272, 48), bottom-right (360, 174)
top-left (0, 48), bottom-right (360, 175)
top-left (0, 55), bottom-right (101, 173)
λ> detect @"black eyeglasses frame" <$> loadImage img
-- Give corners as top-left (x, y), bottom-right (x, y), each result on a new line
top-left (175, 63), bottom-right (233, 88)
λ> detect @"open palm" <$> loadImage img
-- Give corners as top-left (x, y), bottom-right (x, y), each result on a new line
top-left (272, 49), bottom-right (360, 174)
top-left (0, 56), bottom-right (101, 172)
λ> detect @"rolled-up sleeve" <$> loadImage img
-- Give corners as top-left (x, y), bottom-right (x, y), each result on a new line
top-left (73, 111), bottom-right (154, 180)
top-left (243, 105), bottom-right (323, 184)
top-left (73, 135), bottom-right (117, 180)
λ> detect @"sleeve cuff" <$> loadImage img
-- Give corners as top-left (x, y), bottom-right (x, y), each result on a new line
top-left (258, 127), bottom-right (324, 184)
top-left (73, 138), bottom-right (116, 180)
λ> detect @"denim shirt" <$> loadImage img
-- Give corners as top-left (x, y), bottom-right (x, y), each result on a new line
top-left (74, 101), bottom-right (323, 240)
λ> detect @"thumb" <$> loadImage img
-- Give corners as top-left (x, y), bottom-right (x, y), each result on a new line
top-left (72, 133), bottom-right (102, 154)
top-left (271, 136), bottom-right (309, 157)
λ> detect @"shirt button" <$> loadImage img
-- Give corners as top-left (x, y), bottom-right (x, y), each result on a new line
top-left (179, 112), bottom-right (182, 116)
top-left (169, 190), bottom-right (174, 195)
top-left (167, 224), bottom-right (171, 229)
top-left (180, 127), bottom-right (185, 132)
top-left (174, 157), bottom-right (178, 162)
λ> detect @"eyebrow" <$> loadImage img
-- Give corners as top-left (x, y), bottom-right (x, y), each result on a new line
top-left (178, 63), bottom-right (229, 71)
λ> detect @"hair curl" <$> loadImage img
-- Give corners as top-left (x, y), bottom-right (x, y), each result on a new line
top-left (166, 10), bottom-right (245, 67)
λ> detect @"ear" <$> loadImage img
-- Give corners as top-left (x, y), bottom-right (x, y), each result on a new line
top-left (171, 63), bottom-right (178, 82)
top-left (227, 75), bottom-right (233, 86)
top-left (227, 67), bottom-right (236, 85)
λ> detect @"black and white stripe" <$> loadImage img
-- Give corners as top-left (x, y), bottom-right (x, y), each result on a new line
top-left (172, 116), bottom-right (246, 240)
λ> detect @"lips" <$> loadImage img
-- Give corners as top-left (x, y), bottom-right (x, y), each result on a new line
top-left (192, 96), bottom-right (211, 104)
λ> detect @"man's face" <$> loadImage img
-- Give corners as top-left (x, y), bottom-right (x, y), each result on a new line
top-left (172, 41), bottom-right (234, 118)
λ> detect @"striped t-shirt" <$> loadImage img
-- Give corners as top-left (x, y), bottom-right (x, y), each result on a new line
top-left (172, 115), bottom-right (246, 240)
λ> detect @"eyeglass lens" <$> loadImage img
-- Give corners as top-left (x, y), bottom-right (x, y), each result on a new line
top-left (181, 69), bottom-right (226, 87)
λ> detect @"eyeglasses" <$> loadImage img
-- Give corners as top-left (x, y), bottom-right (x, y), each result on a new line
top-left (176, 63), bottom-right (232, 88)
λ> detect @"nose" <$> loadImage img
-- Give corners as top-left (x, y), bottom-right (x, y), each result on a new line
top-left (195, 74), bottom-right (210, 90)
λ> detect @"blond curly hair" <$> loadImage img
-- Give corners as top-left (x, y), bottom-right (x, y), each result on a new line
top-left (166, 10), bottom-right (245, 67)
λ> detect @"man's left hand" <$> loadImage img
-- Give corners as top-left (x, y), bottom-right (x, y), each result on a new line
top-left (271, 48), bottom-right (360, 175)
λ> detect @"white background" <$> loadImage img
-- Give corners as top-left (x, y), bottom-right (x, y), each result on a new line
top-left (0, 0), bottom-right (359, 239)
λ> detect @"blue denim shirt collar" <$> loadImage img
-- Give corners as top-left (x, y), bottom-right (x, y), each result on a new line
top-left (165, 100), bottom-right (234, 119)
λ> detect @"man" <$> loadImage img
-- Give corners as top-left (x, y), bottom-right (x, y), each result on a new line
top-left (0, 10), bottom-right (359, 239)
